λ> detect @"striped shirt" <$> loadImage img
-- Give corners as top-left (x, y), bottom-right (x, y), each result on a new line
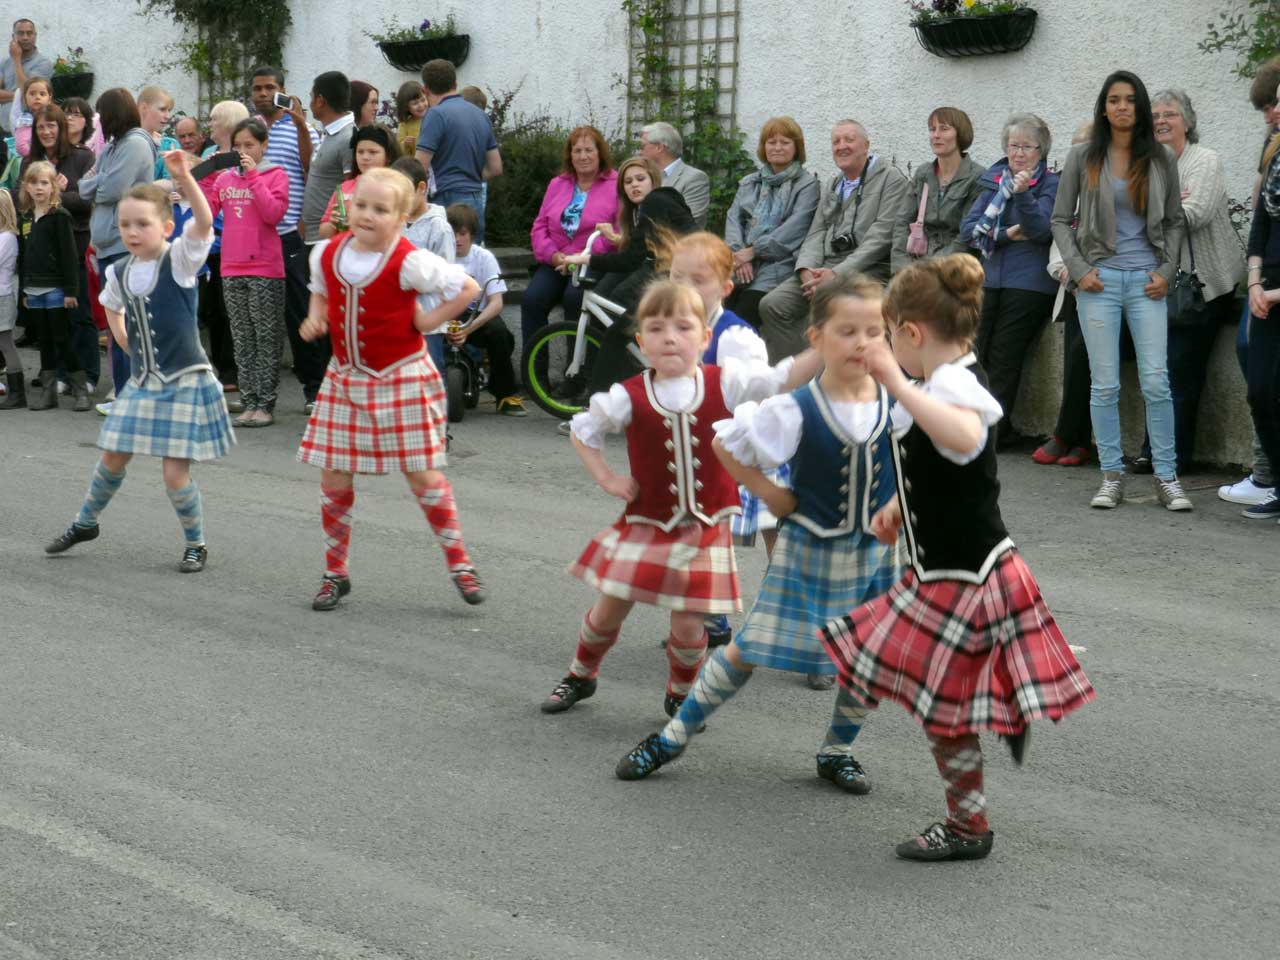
top-left (263, 113), bottom-right (321, 236)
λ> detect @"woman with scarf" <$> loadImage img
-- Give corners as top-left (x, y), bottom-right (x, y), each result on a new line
top-left (960, 113), bottom-right (1060, 443)
top-left (723, 117), bottom-right (818, 326)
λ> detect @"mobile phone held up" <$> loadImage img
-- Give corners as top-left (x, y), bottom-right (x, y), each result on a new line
top-left (273, 92), bottom-right (292, 110)
top-left (189, 151), bottom-right (241, 182)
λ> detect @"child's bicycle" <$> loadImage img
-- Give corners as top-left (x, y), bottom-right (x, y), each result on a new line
top-left (441, 273), bottom-right (520, 423)
top-left (520, 230), bottom-right (648, 419)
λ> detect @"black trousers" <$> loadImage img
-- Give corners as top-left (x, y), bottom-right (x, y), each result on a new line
top-left (725, 286), bottom-right (766, 328)
top-left (975, 287), bottom-right (1055, 437)
top-left (1052, 291), bottom-right (1093, 447)
top-left (1248, 302), bottom-right (1280, 473)
top-left (281, 230), bottom-right (331, 402)
top-left (464, 321), bottom-right (518, 400)
top-left (198, 251), bottom-right (236, 383)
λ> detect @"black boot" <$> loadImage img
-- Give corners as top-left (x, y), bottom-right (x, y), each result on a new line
top-left (28, 369), bottom-right (58, 410)
top-left (68, 371), bottom-right (92, 412)
top-left (0, 371), bottom-right (24, 409)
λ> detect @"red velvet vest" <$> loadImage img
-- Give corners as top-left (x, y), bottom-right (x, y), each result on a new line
top-left (322, 235), bottom-right (424, 377)
top-left (622, 366), bottom-right (740, 531)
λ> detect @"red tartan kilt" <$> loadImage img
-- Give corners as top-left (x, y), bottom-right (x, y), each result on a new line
top-left (297, 357), bottom-right (447, 474)
top-left (820, 549), bottom-right (1095, 737)
top-left (570, 518), bottom-right (741, 614)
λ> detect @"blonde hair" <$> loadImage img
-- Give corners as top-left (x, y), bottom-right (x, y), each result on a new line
top-left (208, 99), bottom-right (250, 136)
top-left (356, 167), bottom-right (415, 217)
top-left (635, 279), bottom-right (708, 329)
top-left (810, 272), bottom-right (883, 329)
top-left (0, 191), bottom-right (16, 234)
top-left (884, 253), bottom-right (984, 345)
top-left (672, 232), bottom-right (734, 284)
top-left (19, 160), bottom-right (61, 211)
top-left (122, 183), bottom-right (173, 221)
top-left (137, 85), bottom-right (175, 110)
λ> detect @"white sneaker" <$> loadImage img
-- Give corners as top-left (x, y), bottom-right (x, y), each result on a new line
top-left (57, 379), bottom-right (70, 395)
top-left (1217, 475), bottom-right (1274, 506)
top-left (95, 401), bottom-right (112, 417)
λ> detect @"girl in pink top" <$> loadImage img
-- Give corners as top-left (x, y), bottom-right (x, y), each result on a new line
top-left (207, 118), bottom-right (290, 427)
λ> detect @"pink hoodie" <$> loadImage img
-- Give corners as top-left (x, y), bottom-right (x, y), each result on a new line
top-left (207, 163), bottom-right (290, 278)
top-left (530, 170), bottom-right (620, 264)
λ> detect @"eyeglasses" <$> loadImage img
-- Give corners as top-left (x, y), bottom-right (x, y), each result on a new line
top-left (1152, 111), bottom-right (1181, 122)
top-left (1007, 143), bottom-right (1040, 154)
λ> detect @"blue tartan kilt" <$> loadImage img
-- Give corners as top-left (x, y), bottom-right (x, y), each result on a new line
top-left (98, 369), bottom-right (235, 461)
top-left (731, 462), bottom-right (791, 547)
top-left (735, 521), bottom-right (899, 674)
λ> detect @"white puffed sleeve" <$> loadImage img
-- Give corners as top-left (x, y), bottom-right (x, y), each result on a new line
top-left (890, 361), bottom-right (1004, 465)
top-left (719, 353), bottom-right (795, 409)
top-left (712, 393), bottom-right (803, 469)
top-left (400, 248), bottom-right (468, 301)
top-left (307, 240), bottom-right (331, 297)
top-left (98, 263), bottom-right (125, 314)
top-left (714, 324), bottom-right (768, 366)
top-left (569, 382), bottom-right (634, 449)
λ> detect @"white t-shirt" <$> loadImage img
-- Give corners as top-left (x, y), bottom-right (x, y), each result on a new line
top-left (456, 244), bottom-right (505, 304)
top-left (0, 232), bottom-right (18, 296)
top-left (99, 227), bottom-right (214, 313)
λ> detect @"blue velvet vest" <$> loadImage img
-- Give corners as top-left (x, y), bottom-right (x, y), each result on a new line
top-left (120, 247), bottom-right (209, 384)
top-left (702, 307), bottom-right (755, 365)
top-left (788, 380), bottom-right (895, 537)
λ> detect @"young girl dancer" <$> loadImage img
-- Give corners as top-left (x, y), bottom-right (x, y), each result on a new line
top-left (820, 254), bottom-right (1095, 862)
top-left (45, 151), bottom-right (232, 572)
top-left (542, 279), bottom-right (820, 718)
top-left (208, 118), bottom-right (290, 427)
top-left (616, 274), bottom-right (899, 791)
top-left (297, 167), bottom-right (484, 612)
top-left (19, 161), bottom-right (86, 411)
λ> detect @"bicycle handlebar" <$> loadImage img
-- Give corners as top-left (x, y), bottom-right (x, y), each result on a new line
top-left (570, 229), bottom-right (608, 287)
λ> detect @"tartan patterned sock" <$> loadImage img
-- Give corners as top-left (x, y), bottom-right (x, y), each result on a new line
top-left (321, 486), bottom-right (355, 578)
top-left (75, 461), bottom-right (126, 528)
top-left (664, 629), bottom-right (708, 698)
top-left (659, 646), bottom-right (750, 752)
top-left (569, 611), bottom-right (619, 679)
top-left (413, 478), bottom-right (472, 572)
top-left (165, 481), bottom-right (205, 545)
top-left (817, 686), bottom-right (869, 757)
top-left (927, 732), bottom-right (989, 836)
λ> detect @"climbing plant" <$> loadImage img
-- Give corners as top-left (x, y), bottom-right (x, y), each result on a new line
top-left (620, 0), bottom-right (754, 234)
top-left (136, 0), bottom-right (292, 114)
top-left (1200, 0), bottom-right (1280, 79)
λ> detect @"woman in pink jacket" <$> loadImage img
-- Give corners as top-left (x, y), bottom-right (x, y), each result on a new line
top-left (520, 126), bottom-right (619, 365)
top-left (208, 118), bottom-right (290, 427)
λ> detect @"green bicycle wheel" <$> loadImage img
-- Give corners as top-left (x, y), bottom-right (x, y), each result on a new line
top-left (522, 321), bottom-right (601, 419)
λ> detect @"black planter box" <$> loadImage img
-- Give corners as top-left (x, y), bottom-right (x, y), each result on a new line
top-left (377, 35), bottom-right (470, 72)
top-left (51, 71), bottom-right (94, 102)
top-left (912, 9), bottom-right (1038, 57)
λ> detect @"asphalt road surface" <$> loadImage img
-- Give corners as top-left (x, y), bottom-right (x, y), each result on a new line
top-left (2, 382), bottom-right (1277, 960)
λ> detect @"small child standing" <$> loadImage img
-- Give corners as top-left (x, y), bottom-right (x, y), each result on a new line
top-left (542, 280), bottom-right (819, 718)
top-left (18, 161), bottom-right (87, 411)
top-left (392, 156), bottom-right (455, 376)
top-left (45, 151), bottom-right (232, 572)
top-left (10, 76), bottom-right (52, 157)
top-left (616, 275), bottom-right (900, 792)
top-left (208, 118), bottom-right (290, 428)
top-left (297, 167), bottom-right (484, 612)
top-left (445, 201), bottom-right (526, 417)
top-left (394, 81), bottom-right (429, 159)
top-left (0, 192), bottom-right (21, 408)
top-left (821, 254), bottom-right (1095, 862)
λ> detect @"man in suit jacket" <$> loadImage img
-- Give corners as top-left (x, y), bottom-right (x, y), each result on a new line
top-left (640, 121), bottom-right (711, 228)
top-left (758, 119), bottom-right (908, 359)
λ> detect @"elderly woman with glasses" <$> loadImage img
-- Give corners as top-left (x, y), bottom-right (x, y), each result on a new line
top-left (959, 113), bottom-right (1060, 441)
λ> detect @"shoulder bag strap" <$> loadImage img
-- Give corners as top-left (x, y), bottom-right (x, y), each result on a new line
top-left (916, 182), bottom-right (929, 222)
top-left (1182, 212), bottom-right (1196, 273)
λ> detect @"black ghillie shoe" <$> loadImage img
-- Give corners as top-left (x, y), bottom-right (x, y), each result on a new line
top-left (312, 575), bottom-right (351, 611)
top-left (45, 523), bottom-right (99, 554)
top-left (815, 754), bottom-right (872, 795)
top-left (179, 544), bottom-right (208, 573)
top-left (616, 733), bottom-right (679, 780)
top-left (450, 566), bottom-right (486, 605)
top-left (895, 822), bottom-right (993, 862)
top-left (541, 675), bottom-right (597, 713)
top-left (1000, 726), bottom-right (1031, 767)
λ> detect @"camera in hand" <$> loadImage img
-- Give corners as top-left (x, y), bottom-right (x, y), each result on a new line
top-left (831, 232), bottom-right (857, 254)
top-left (272, 92), bottom-right (292, 110)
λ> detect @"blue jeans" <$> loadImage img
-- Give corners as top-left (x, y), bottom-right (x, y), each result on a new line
top-left (26, 288), bottom-right (66, 308)
top-left (1075, 267), bottom-right (1176, 478)
top-left (432, 186), bottom-right (486, 243)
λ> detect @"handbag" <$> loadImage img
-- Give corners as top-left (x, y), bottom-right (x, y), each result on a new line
top-left (906, 182), bottom-right (929, 256)
top-left (1166, 216), bottom-right (1207, 327)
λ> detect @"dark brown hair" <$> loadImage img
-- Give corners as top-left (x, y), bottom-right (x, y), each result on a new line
top-left (348, 80), bottom-right (377, 119)
top-left (421, 59), bottom-right (456, 96)
top-left (395, 80), bottom-right (425, 123)
top-left (446, 201), bottom-right (479, 236)
top-left (561, 125), bottom-right (612, 177)
top-left (95, 88), bottom-right (141, 141)
top-left (29, 104), bottom-right (73, 164)
top-left (1084, 70), bottom-right (1159, 214)
top-left (883, 253), bottom-right (984, 346)
top-left (61, 97), bottom-right (96, 144)
top-left (809, 272), bottom-right (884, 329)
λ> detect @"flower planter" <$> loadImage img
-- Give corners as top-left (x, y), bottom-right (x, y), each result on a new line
top-left (51, 71), bottom-right (94, 102)
top-left (912, 9), bottom-right (1038, 57)
top-left (377, 35), bottom-right (470, 72)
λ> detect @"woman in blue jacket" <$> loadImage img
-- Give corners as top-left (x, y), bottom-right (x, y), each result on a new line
top-left (960, 113), bottom-right (1059, 442)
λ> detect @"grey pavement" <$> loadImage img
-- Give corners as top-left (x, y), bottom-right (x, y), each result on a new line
top-left (1, 374), bottom-right (1278, 960)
